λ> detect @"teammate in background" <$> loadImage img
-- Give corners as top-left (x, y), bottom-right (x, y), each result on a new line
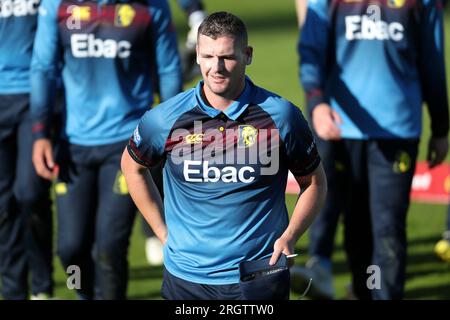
top-left (31, 0), bottom-right (182, 299)
top-left (434, 0), bottom-right (449, 251)
top-left (434, 0), bottom-right (450, 265)
top-left (141, 0), bottom-right (207, 266)
top-left (121, 11), bottom-right (327, 300)
top-left (290, 0), bottom-right (342, 300)
top-left (0, 0), bottom-right (55, 300)
top-left (178, 0), bottom-right (207, 83)
top-left (295, 0), bottom-right (449, 300)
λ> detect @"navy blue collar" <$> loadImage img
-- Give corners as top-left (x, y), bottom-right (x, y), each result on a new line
top-left (194, 77), bottom-right (254, 121)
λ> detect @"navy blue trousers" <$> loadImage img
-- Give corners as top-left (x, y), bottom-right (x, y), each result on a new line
top-left (308, 134), bottom-right (345, 260)
top-left (0, 94), bottom-right (53, 299)
top-left (308, 138), bottom-right (418, 300)
top-left (55, 140), bottom-right (136, 299)
top-left (161, 268), bottom-right (244, 300)
top-left (161, 265), bottom-right (290, 300)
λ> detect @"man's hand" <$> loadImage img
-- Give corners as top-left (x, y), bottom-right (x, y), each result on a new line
top-left (312, 103), bottom-right (342, 140)
top-left (427, 136), bottom-right (449, 169)
top-left (269, 163), bottom-right (327, 268)
top-left (32, 138), bottom-right (57, 180)
top-left (269, 235), bottom-right (296, 267)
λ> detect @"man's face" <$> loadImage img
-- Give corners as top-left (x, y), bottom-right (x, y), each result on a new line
top-left (196, 35), bottom-right (252, 100)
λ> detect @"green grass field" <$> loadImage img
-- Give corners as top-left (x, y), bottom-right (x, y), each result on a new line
top-left (48, 0), bottom-right (450, 299)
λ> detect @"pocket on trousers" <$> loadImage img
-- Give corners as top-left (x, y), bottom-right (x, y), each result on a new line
top-left (239, 255), bottom-right (290, 300)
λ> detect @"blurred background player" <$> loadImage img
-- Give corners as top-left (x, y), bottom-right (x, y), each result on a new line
top-left (142, 0), bottom-right (207, 266)
top-left (31, 0), bottom-right (182, 299)
top-left (0, 0), bottom-right (55, 300)
top-left (433, 0), bottom-right (450, 268)
top-left (291, 0), bottom-right (341, 300)
top-left (178, 0), bottom-right (207, 83)
top-left (293, 0), bottom-right (449, 300)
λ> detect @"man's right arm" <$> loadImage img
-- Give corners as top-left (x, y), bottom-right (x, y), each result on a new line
top-left (298, 0), bottom-right (329, 115)
top-left (121, 147), bottom-right (167, 244)
top-left (30, 0), bottom-right (61, 180)
top-left (298, 0), bottom-right (341, 140)
top-left (418, 0), bottom-right (449, 168)
top-left (150, 0), bottom-right (183, 101)
top-left (123, 107), bottom-right (168, 243)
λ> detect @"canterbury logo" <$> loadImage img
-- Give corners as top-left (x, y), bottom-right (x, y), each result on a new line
top-left (185, 133), bottom-right (204, 144)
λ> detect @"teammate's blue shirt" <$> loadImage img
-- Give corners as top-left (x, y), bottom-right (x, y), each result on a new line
top-left (0, 0), bottom-right (40, 94)
top-left (31, 0), bottom-right (182, 145)
top-left (127, 78), bottom-right (321, 284)
top-left (299, 0), bottom-right (449, 139)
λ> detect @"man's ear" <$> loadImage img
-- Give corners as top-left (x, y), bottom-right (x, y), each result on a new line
top-left (196, 45), bottom-right (200, 64)
top-left (246, 46), bottom-right (253, 65)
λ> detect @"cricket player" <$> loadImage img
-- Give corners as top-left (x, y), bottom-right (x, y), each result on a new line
top-left (30, 0), bottom-right (182, 299)
top-left (122, 11), bottom-right (327, 300)
top-left (294, 0), bottom-right (449, 300)
top-left (0, 0), bottom-right (54, 300)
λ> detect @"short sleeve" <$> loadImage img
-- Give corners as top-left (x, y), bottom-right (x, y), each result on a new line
top-left (282, 105), bottom-right (321, 176)
top-left (127, 108), bottom-right (166, 167)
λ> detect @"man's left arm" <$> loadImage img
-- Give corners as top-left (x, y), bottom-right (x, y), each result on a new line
top-left (419, 0), bottom-right (449, 168)
top-left (30, 0), bottom-right (61, 180)
top-left (269, 102), bottom-right (327, 265)
top-left (270, 163), bottom-right (327, 265)
top-left (150, 0), bottom-right (183, 101)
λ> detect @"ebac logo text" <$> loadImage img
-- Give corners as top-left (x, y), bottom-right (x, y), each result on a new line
top-left (183, 160), bottom-right (256, 184)
top-left (0, 0), bottom-right (39, 18)
top-left (71, 34), bottom-right (131, 59)
top-left (345, 15), bottom-right (404, 41)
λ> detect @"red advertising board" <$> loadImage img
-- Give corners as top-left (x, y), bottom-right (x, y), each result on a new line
top-left (286, 162), bottom-right (450, 204)
top-left (410, 162), bottom-right (450, 204)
